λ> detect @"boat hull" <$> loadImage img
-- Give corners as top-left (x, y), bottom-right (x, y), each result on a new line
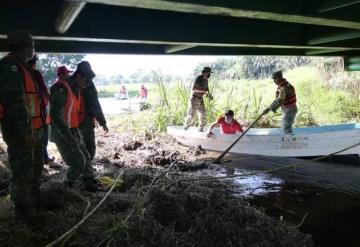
top-left (167, 124), bottom-right (360, 157)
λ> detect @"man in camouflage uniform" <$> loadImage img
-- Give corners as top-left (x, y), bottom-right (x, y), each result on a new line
top-left (263, 71), bottom-right (298, 134)
top-left (0, 31), bottom-right (44, 219)
top-left (184, 67), bottom-right (213, 132)
top-left (28, 55), bottom-right (54, 164)
top-left (50, 64), bottom-right (97, 192)
top-left (76, 61), bottom-right (108, 160)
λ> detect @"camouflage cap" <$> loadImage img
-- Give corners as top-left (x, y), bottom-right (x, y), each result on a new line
top-left (272, 70), bottom-right (283, 79)
top-left (76, 61), bottom-right (95, 79)
top-left (7, 30), bottom-right (33, 50)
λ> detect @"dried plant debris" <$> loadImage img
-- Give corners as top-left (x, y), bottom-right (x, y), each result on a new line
top-left (0, 164), bottom-right (313, 247)
top-left (188, 145), bottom-right (207, 156)
top-left (123, 140), bottom-right (143, 151)
top-left (0, 132), bottom-right (313, 247)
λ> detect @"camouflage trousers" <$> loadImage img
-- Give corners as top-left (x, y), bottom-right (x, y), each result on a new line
top-left (184, 96), bottom-right (206, 128)
top-left (78, 117), bottom-right (96, 160)
top-left (51, 126), bottom-right (94, 185)
top-left (42, 123), bottom-right (50, 161)
top-left (281, 106), bottom-right (298, 134)
top-left (2, 127), bottom-right (44, 218)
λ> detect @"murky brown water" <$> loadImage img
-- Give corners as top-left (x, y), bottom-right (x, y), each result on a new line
top-left (219, 154), bottom-right (360, 247)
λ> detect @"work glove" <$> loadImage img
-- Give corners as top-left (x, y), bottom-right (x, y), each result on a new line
top-left (262, 108), bottom-right (270, 115)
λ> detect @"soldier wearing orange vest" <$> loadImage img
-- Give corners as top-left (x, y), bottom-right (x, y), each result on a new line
top-left (28, 55), bottom-right (54, 164)
top-left (49, 65), bottom-right (97, 192)
top-left (0, 31), bottom-right (44, 220)
top-left (263, 71), bottom-right (298, 134)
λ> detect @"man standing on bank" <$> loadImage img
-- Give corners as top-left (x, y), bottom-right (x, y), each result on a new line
top-left (0, 31), bottom-right (44, 219)
top-left (49, 64), bottom-right (97, 192)
top-left (184, 67), bottom-right (214, 132)
top-left (263, 71), bottom-right (297, 134)
top-left (28, 55), bottom-right (54, 164)
top-left (76, 61), bottom-right (109, 160)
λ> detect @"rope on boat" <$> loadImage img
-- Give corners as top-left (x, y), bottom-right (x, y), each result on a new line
top-left (181, 142), bottom-right (360, 182)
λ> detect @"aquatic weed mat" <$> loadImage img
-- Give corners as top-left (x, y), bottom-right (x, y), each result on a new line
top-left (0, 133), bottom-right (313, 247)
top-left (0, 164), bottom-right (313, 247)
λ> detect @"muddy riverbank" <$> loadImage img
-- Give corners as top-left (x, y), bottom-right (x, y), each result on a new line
top-left (0, 132), bottom-right (316, 247)
top-left (1, 127), bottom-right (359, 246)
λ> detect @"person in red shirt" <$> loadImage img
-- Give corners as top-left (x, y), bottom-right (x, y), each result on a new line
top-left (118, 84), bottom-right (128, 100)
top-left (137, 84), bottom-right (148, 111)
top-left (137, 84), bottom-right (148, 99)
top-left (206, 110), bottom-right (243, 137)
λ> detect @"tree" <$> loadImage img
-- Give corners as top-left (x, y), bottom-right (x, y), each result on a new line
top-left (195, 56), bottom-right (312, 80)
top-left (36, 54), bottom-right (86, 86)
top-left (240, 56), bottom-right (311, 79)
top-left (110, 74), bottom-right (124, 84)
top-left (128, 69), bottom-right (154, 84)
top-left (194, 58), bottom-right (238, 80)
top-left (93, 74), bottom-right (111, 85)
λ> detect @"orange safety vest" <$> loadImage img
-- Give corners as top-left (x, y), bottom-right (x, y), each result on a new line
top-left (47, 79), bottom-right (79, 128)
top-left (0, 55), bottom-right (43, 129)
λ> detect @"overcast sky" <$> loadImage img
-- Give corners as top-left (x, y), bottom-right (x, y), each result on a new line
top-left (85, 54), bottom-right (227, 77)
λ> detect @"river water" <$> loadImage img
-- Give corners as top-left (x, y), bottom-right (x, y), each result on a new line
top-left (216, 154), bottom-right (360, 247)
top-left (99, 97), bottom-right (142, 114)
top-left (99, 96), bottom-right (360, 245)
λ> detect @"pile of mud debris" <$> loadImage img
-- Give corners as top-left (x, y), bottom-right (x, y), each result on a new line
top-left (0, 133), bottom-right (313, 247)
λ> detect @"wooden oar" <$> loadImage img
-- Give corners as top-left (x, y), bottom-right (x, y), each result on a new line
top-left (213, 113), bottom-right (265, 164)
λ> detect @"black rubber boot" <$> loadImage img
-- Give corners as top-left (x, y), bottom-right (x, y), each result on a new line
top-left (83, 178), bottom-right (98, 193)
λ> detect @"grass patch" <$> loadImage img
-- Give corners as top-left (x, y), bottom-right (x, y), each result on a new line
top-left (101, 66), bottom-right (359, 133)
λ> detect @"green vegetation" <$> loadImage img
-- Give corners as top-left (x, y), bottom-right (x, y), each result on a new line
top-left (37, 54), bottom-right (85, 86)
top-left (99, 57), bottom-right (360, 131)
top-left (106, 112), bottom-right (155, 133)
top-left (98, 84), bottom-right (137, 98)
top-left (195, 56), bottom-right (311, 80)
top-left (152, 66), bottom-right (330, 131)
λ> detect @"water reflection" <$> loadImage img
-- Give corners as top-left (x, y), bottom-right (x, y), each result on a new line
top-left (223, 168), bottom-right (283, 197)
top-left (197, 167), bottom-right (283, 197)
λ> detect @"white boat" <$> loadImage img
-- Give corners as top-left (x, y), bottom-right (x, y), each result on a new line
top-left (167, 123), bottom-right (360, 157)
